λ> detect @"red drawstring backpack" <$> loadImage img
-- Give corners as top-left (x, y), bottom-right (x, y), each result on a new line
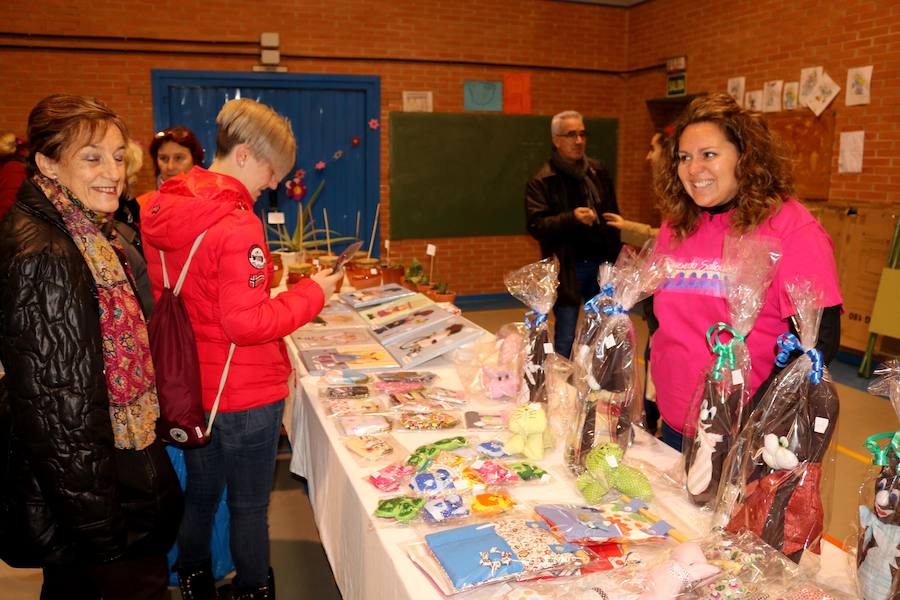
top-left (148, 231), bottom-right (234, 447)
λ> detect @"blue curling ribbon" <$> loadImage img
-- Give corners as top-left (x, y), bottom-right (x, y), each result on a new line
top-left (600, 283), bottom-right (615, 297)
top-left (705, 322), bottom-right (746, 381)
top-left (584, 297), bottom-right (601, 315)
top-left (525, 310), bottom-right (547, 330)
top-left (775, 332), bottom-right (824, 383)
top-left (602, 304), bottom-right (628, 316)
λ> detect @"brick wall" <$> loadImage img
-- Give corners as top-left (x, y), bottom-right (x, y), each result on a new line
top-left (2, 0), bottom-right (897, 294)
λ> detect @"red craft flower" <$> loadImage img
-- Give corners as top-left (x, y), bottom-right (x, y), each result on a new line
top-left (368, 118), bottom-right (380, 130)
top-left (351, 136), bottom-right (361, 147)
top-left (286, 178), bottom-right (307, 201)
top-left (314, 160), bottom-right (327, 171)
top-left (333, 150), bottom-right (344, 160)
top-left (294, 169), bottom-right (306, 180)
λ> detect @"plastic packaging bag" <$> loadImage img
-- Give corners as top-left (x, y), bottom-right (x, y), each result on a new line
top-left (504, 257), bottom-right (560, 404)
top-left (473, 323), bottom-right (527, 402)
top-left (545, 353), bottom-right (578, 443)
top-left (682, 235), bottom-right (781, 507)
top-left (856, 362), bottom-right (900, 600)
top-left (716, 279), bottom-right (839, 562)
top-left (566, 242), bottom-right (671, 471)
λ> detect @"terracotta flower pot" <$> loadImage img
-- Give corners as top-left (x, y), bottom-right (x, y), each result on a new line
top-left (381, 264), bottom-right (405, 285)
top-left (286, 262), bottom-right (314, 289)
top-left (428, 290), bottom-right (457, 304)
top-left (401, 279), bottom-right (419, 292)
top-left (416, 282), bottom-right (434, 293)
top-left (268, 253), bottom-right (284, 289)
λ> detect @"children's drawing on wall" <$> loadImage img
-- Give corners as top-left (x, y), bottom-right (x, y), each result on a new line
top-left (845, 65), bottom-right (873, 106)
top-left (744, 90), bottom-right (763, 111)
top-left (799, 66), bottom-right (823, 107)
top-left (807, 71), bottom-right (840, 117)
top-left (763, 80), bottom-right (783, 112)
top-left (727, 77), bottom-right (746, 107)
top-left (782, 82), bottom-right (799, 111)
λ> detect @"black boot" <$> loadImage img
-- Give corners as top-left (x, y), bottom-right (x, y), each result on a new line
top-left (177, 560), bottom-right (218, 600)
top-left (229, 568), bottom-right (275, 600)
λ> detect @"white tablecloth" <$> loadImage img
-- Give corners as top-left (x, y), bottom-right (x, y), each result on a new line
top-left (284, 345), bottom-right (858, 599)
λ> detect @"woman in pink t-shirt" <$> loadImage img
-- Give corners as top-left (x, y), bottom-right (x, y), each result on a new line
top-left (650, 93), bottom-right (842, 450)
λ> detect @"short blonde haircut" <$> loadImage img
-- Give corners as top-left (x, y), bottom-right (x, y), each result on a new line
top-left (0, 132), bottom-right (16, 157)
top-left (124, 140), bottom-right (143, 192)
top-left (214, 99), bottom-right (296, 180)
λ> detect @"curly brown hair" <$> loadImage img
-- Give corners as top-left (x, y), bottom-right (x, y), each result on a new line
top-left (654, 92), bottom-right (794, 240)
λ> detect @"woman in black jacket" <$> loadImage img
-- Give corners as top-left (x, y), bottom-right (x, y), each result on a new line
top-left (0, 94), bottom-right (182, 600)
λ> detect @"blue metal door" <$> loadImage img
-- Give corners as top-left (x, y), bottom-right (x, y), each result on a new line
top-left (151, 70), bottom-right (381, 255)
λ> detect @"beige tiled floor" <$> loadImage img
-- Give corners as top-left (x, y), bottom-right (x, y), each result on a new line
top-left (1, 307), bottom-right (895, 598)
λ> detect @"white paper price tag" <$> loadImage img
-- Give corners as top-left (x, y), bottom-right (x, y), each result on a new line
top-left (426, 243), bottom-right (437, 256)
top-left (731, 369), bottom-right (744, 386)
top-left (384, 239), bottom-right (391, 249)
top-left (543, 342), bottom-right (554, 354)
top-left (370, 268), bottom-right (379, 274)
top-left (605, 455), bottom-right (619, 468)
top-left (267, 211), bottom-right (285, 224)
top-left (814, 417), bottom-right (829, 434)
top-left (603, 334), bottom-right (616, 349)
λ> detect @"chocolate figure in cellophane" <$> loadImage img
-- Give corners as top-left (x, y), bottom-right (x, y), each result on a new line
top-left (503, 257), bottom-right (559, 404)
top-left (682, 235), bottom-right (780, 507)
top-left (857, 361), bottom-right (900, 600)
top-left (718, 279), bottom-right (839, 563)
top-left (566, 242), bottom-right (671, 472)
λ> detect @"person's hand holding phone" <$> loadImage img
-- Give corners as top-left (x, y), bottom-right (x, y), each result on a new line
top-left (311, 268), bottom-right (344, 300)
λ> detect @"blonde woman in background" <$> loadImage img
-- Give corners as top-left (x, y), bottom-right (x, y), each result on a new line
top-left (0, 131), bottom-right (28, 219)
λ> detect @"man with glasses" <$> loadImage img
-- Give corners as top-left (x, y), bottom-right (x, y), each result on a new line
top-left (525, 110), bottom-right (622, 359)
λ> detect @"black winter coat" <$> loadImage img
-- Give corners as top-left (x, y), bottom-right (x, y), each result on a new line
top-left (525, 157), bottom-right (622, 307)
top-left (0, 179), bottom-right (182, 568)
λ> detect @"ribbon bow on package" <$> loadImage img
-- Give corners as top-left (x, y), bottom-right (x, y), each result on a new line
top-left (566, 242), bottom-right (671, 472)
top-left (504, 257), bottom-right (559, 405)
top-left (856, 362), bottom-right (900, 600)
top-left (683, 235), bottom-right (781, 507)
top-left (717, 279), bottom-right (839, 563)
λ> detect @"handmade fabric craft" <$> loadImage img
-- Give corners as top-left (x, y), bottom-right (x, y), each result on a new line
top-left (478, 440), bottom-right (508, 458)
top-left (322, 370), bottom-right (371, 385)
top-left (535, 498), bottom-right (673, 545)
top-left (326, 397), bottom-right (382, 417)
top-left (506, 462), bottom-right (549, 482)
top-left (409, 467), bottom-right (467, 496)
top-left (399, 411), bottom-right (459, 431)
top-left (407, 436), bottom-right (469, 470)
top-left (506, 403), bottom-right (552, 460)
top-left (423, 387), bottom-right (466, 406)
top-left (423, 519), bottom-right (589, 593)
top-left (338, 415), bottom-right (391, 436)
top-left (480, 324), bottom-right (526, 400)
top-left (374, 495), bottom-right (426, 522)
top-left (344, 435), bottom-right (394, 461)
top-left (390, 391), bottom-right (448, 412)
top-left (462, 460), bottom-right (521, 486)
top-left (423, 494), bottom-right (470, 524)
top-left (322, 384), bottom-right (371, 400)
top-left (575, 443), bottom-right (652, 503)
top-left (720, 280), bottom-right (839, 561)
top-left (639, 542), bottom-right (720, 600)
top-left (368, 463), bottom-right (416, 492)
top-left (504, 258), bottom-right (559, 404)
top-left (683, 236), bottom-right (780, 507)
top-left (471, 491), bottom-right (516, 517)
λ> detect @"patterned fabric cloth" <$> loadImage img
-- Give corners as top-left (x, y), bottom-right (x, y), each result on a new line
top-left (36, 174), bottom-right (158, 450)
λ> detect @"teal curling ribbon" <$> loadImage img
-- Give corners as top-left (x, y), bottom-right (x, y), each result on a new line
top-left (776, 333), bottom-right (824, 384)
top-left (525, 310), bottom-right (547, 330)
top-left (865, 431), bottom-right (900, 466)
top-left (706, 322), bottom-right (746, 381)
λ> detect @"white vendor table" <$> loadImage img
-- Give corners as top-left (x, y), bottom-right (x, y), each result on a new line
top-left (284, 344), bottom-right (858, 600)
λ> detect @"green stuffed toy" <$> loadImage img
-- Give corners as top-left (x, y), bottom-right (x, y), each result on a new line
top-left (505, 403), bottom-right (551, 460)
top-left (576, 443), bottom-right (652, 504)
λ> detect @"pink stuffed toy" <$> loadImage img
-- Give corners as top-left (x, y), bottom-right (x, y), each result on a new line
top-left (481, 328), bottom-right (524, 400)
top-left (639, 542), bottom-right (720, 600)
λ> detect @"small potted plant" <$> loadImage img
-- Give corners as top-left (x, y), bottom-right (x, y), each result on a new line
top-left (428, 281), bottom-right (457, 304)
top-left (403, 258), bottom-right (425, 291)
top-left (266, 179), bottom-right (354, 259)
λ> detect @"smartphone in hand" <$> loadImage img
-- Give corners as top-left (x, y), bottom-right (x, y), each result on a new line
top-left (332, 241), bottom-right (364, 273)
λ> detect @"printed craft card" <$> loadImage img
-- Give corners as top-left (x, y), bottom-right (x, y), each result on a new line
top-left (384, 317), bottom-right (484, 369)
top-left (290, 327), bottom-right (376, 350)
top-left (370, 304), bottom-right (453, 345)
top-left (300, 344), bottom-right (400, 375)
top-left (358, 293), bottom-right (435, 328)
top-left (339, 283), bottom-right (414, 309)
top-left (301, 310), bottom-right (368, 329)
top-left (535, 498), bottom-right (674, 545)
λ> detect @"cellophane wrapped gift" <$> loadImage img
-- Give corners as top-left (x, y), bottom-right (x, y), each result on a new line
top-left (565, 242), bottom-right (671, 473)
top-left (571, 262), bottom-right (616, 362)
top-left (504, 257), bottom-right (559, 405)
top-left (461, 322), bottom-right (526, 402)
top-left (682, 235), bottom-right (781, 507)
top-left (856, 361), bottom-right (900, 600)
top-left (716, 279), bottom-right (839, 563)
top-left (544, 353), bottom-right (577, 445)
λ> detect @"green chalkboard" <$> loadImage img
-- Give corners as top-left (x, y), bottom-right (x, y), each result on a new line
top-left (389, 112), bottom-right (618, 239)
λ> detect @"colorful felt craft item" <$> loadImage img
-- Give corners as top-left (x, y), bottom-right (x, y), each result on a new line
top-left (423, 494), bottom-right (470, 523)
top-left (506, 461), bottom-right (549, 482)
top-left (471, 491), bottom-right (516, 517)
top-left (535, 499), bottom-right (673, 544)
top-left (400, 411), bottom-right (459, 431)
top-left (368, 463), bottom-right (416, 492)
top-left (374, 495), bottom-right (426, 522)
top-left (478, 440), bottom-right (508, 458)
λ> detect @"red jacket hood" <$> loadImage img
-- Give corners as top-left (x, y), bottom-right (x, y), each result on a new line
top-left (141, 167), bottom-right (253, 252)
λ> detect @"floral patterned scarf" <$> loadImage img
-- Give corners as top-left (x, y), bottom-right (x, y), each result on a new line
top-left (35, 173), bottom-right (159, 450)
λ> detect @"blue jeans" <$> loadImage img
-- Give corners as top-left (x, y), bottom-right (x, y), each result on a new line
top-left (553, 259), bottom-right (601, 359)
top-left (178, 400), bottom-right (284, 588)
top-left (661, 420), bottom-right (684, 452)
